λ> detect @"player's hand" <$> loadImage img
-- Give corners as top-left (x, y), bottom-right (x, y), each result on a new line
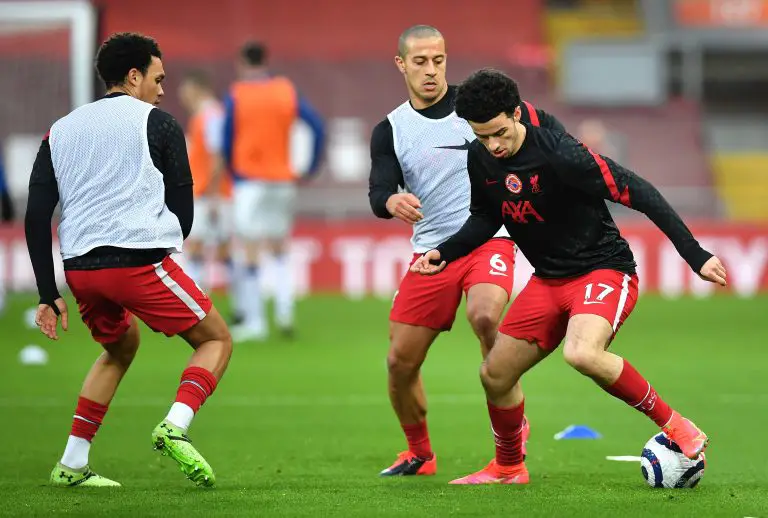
top-left (35, 298), bottom-right (68, 340)
top-left (410, 249), bottom-right (446, 276)
top-left (386, 193), bottom-right (423, 225)
top-left (699, 256), bottom-right (727, 287)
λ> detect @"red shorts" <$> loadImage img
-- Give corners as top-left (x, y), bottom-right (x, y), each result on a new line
top-left (390, 238), bottom-right (516, 331)
top-left (500, 269), bottom-right (639, 351)
top-left (65, 256), bottom-right (213, 344)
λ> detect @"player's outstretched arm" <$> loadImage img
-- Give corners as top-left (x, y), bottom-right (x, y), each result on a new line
top-left (432, 146), bottom-right (501, 266)
top-left (25, 135), bottom-right (69, 338)
top-left (551, 132), bottom-right (723, 282)
top-left (434, 207), bottom-right (499, 267)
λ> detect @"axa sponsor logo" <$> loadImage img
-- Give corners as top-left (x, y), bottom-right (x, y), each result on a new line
top-left (501, 200), bottom-right (544, 223)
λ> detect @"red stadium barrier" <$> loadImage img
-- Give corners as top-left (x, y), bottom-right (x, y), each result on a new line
top-left (3, 220), bottom-right (768, 297)
top-left (95, 0), bottom-right (544, 60)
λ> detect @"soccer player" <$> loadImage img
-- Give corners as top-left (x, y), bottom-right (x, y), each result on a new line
top-left (25, 33), bottom-right (232, 488)
top-left (369, 25), bottom-right (565, 476)
top-left (178, 70), bottom-right (232, 292)
top-left (411, 68), bottom-right (726, 484)
top-left (223, 41), bottom-right (325, 342)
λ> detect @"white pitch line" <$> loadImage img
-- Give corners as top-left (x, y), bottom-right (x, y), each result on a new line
top-left (606, 456), bottom-right (642, 462)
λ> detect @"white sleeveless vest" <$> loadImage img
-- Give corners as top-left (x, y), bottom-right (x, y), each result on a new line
top-left (387, 100), bottom-right (508, 253)
top-left (49, 96), bottom-right (183, 259)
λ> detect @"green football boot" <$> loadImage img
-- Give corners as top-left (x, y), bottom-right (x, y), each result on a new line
top-left (152, 420), bottom-right (215, 487)
top-left (50, 463), bottom-right (121, 487)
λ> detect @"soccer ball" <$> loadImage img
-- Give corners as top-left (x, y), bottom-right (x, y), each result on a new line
top-left (640, 432), bottom-right (705, 488)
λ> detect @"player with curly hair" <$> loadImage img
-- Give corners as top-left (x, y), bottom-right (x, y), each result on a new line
top-left (412, 68), bottom-right (726, 484)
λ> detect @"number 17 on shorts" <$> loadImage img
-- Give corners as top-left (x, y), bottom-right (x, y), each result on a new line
top-left (573, 270), bottom-right (639, 333)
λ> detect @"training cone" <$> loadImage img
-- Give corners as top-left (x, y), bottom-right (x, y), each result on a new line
top-left (554, 425), bottom-right (602, 440)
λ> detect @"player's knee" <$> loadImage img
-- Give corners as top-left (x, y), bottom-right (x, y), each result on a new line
top-left (184, 309), bottom-right (233, 359)
top-left (105, 324), bottom-right (140, 367)
top-left (386, 350), bottom-right (421, 380)
top-left (480, 360), bottom-right (510, 397)
top-left (467, 306), bottom-right (499, 343)
top-left (562, 339), bottom-right (601, 375)
top-left (111, 343), bottom-right (139, 367)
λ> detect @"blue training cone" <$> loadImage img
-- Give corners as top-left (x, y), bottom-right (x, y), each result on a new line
top-left (554, 425), bottom-right (602, 440)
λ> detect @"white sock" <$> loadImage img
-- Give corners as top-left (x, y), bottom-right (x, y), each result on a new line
top-left (240, 265), bottom-right (266, 332)
top-left (60, 435), bottom-right (91, 469)
top-left (166, 402), bottom-right (195, 431)
top-left (273, 253), bottom-right (294, 329)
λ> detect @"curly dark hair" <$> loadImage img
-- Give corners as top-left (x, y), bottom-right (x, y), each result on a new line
top-left (95, 32), bottom-right (162, 89)
top-left (454, 68), bottom-right (521, 123)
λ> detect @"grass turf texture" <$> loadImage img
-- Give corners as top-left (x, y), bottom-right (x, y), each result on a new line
top-left (1, 293), bottom-right (766, 517)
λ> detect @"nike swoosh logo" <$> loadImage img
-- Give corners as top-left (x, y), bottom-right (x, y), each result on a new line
top-left (486, 179), bottom-right (498, 185)
top-left (435, 138), bottom-right (472, 151)
top-left (489, 270), bottom-right (508, 277)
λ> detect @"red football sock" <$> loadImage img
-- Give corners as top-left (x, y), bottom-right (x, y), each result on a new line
top-left (487, 400), bottom-right (526, 467)
top-left (604, 359), bottom-right (674, 427)
top-left (175, 366), bottom-right (218, 413)
top-left (71, 397), bottom-right (109, 442)
top-left (401, 421), bottom-right (433, 459)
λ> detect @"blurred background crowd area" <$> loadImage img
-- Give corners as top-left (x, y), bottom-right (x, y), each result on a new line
top-left (0, 0), bottom-right (767, 297)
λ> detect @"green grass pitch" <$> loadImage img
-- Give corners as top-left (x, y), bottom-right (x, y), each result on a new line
top-left (1, 292), bottom-right (767, 517)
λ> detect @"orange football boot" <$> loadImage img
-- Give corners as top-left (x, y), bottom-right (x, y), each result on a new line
top-left (663, 412), bottom-right (709, 459)
top-left (450, 459), bottom-right (529, 485)
top-left (380, 451), bottom-right (437, 476)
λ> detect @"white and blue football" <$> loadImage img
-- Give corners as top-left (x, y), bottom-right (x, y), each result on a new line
top-left (640, 432), bottom-right (706, 488)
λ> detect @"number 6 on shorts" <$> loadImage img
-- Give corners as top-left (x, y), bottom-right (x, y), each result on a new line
top-left (490, 253), bottom-right (507, 274)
